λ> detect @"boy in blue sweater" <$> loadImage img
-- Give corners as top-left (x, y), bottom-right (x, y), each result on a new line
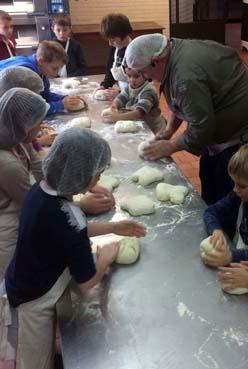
top-left (0, 40), bottom-right (85, 115)
top-left (203, 144), bottom-right (248, 291)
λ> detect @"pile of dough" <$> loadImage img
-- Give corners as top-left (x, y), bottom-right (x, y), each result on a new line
top-left (68, 99), bottom-right (86, 112)
top-left (120, 195), bottom-right (155, 216)
top-left (70, 117), bottom-right (91, 128)
top-left (137, 140), bottom-right (151, 158)
top-left (221, 280), bottom-right (248, 295)
top-left (97, 175), bottom-right (120, 191)
top-left (115, 120), bottom-right (137, 133)
top-left (156, 183), bottom-right (189, 204)
top-left (94, 90), bottom-right (108, 101)
top-left (132, 166), bottom-right (163, 186)
top-left (115, 237), bottom-right (140, 264)
top-left (62, 79), bottom-right (81, 89)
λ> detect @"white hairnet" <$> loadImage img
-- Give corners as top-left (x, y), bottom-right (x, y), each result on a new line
top-left (0, 67), bottom-right (44, 96)
top-left (0, 88), bottom-right (49, 149)
top-left (43, 128), bottom-right (111, 195)
top-left (125, 33), bottom-right (168, 69)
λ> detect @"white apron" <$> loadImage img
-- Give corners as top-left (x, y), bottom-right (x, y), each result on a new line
top-left (110, 47), bottom-right (128, 91)
top-left (234, 202), bottom-right (248, 250)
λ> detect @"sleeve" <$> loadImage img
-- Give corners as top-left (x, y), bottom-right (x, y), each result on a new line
top-left (41, 77), bottom-right (65, 115)
top-left (203, 191), bottom-right (240, 240)
top-left (115, 87), bottom-right (130, 108)
top-left (24, 143), bottom-right (43, 182)
top-left (100, 47), bottom-right (116, 88)
top-left (174, 78), bottom-right (217, 155)
top-left (136, 88), bottom-right (157, 114)
top-left (232, 249), bottom-right (248, 263)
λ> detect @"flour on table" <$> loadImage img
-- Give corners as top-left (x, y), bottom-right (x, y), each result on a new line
top-left (115, 237), bottom-right (140, 264)
top-left (120, 195), bottom-right (155, 216)
top-left (115, 120), bottom-right (137, 133)
top-left (70, 117), bottom-right (91, 128)
top-left (156, 183), bottom-right (188, 204)
top-left (97, 175), bottom-right (120, 191)
top-left (62, 79), bottom-right (81, 89)
top-left (132, 166), bottom-right (164, 186)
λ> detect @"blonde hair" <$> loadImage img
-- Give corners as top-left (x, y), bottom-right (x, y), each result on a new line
top-left (36, 40), bottom-right (67, 64)
top-left (228, 144), bottom-right (248, 180)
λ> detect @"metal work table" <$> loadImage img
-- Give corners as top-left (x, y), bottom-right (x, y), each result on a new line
top-left (49, 76), bottom-right (248, 369)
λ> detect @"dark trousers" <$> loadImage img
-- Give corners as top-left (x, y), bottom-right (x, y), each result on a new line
top-left (199, 144), bottom-right (240, 205)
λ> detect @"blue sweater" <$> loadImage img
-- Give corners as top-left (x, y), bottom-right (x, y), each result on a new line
top-left (204, 191), bottom-right (248, 262)
top-left (0, 54), bottom-right (65, 115)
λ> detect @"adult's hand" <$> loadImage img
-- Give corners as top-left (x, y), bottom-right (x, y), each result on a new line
top-left (155, 128), bottom-right (174, 141)
top-left (113, 220), bottom-right (146, 238)
top-left (97, 242), bottom-right (120, 267)
top-left (143, 140), bottom-right (179, 160)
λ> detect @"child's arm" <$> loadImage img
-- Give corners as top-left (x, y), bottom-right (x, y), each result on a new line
top-left (87, 219), bottom-right (146, 238)
top-left (102, 108), bottom-right (144, 122)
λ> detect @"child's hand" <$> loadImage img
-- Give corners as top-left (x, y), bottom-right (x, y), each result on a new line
top-left (113, 220), bottom-right (146, 238)
top-left (218, 263), bottom-right (248, 290)
top-left (79, 192), bottom-right (114, 215)
top-left (104, 87), bottom-right (120, 100)
top-left (97, 242), bottom-right (120, 267)
top-left (210, 230), bottom-right (227, 251)
top-left (101, 108), bottom-right (120, 123)
top-left (90, 184), bottom-right (115, 205)
top-left (202, 242), bottom-right (232, 267)
top-left (37, 132), bottom-right (57, 146)
top-left (62, 96), bottom-right (87, 110)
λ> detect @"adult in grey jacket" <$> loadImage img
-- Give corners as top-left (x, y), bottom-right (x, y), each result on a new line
top-left (125, 34), bottom-right (248, 204)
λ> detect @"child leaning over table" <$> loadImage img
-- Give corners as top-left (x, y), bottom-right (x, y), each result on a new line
top-left (101, 66), bottom-right (166, 134)
top-left (202, 144), bottom-right (248, 291)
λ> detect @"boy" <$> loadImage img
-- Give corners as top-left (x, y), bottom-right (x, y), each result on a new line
top-left (102, 67), bottom-right (166, 133)
top-left (203, 144), bottom-right (248, 291)
top-left (96, 13), bottom-right (132, 99)
top-left (52, 15), bottom-right (86, 77)
top-left (0, 40), bottom-right (85, 115)
top-left (0, 11), bottom-right (16, 61)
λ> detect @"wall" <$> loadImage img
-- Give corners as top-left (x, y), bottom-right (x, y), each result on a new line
top-left (69, 0), bottom-right (170, 36)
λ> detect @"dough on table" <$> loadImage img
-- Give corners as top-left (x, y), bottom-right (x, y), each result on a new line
top-left (97, 175), bottom-right (120, 191)
top-left (156, 183), bottom-right (188, 204)
top-left (221, 281), bottom-right (248, 295)
top-left (70, 117), bottom-right (91, 128)
top-left (67, 99), bottom-right (86, 112)
top-left (120, 195), bottom-right (155, 216)
top-left (62, 79), bottom-right (81, 89)
top-left (115, 237), bottom-right (140, 264)
top-left (94, 90), bottom-right (108, 101)
top-left (115, 120), bottom-right (137, 133)
top-left (132, 166), bottom-right (164, 186)
top-left (199, 236), bottom-right (217, 258)
top-left (137, 140), bottom-right (151, 158)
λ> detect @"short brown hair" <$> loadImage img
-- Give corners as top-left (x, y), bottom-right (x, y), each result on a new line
top-left (228, 144), bottom-right (248, 180)
top-left (0, 10), bottom-right (12, 22)
top-left (51, 14), bottom-right (71, 28)
top-left (36, 40), bottom-right (67, 64)
top-left (100, 13), bottom-right (132, 40)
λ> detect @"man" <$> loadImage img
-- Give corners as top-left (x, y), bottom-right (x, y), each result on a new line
top-left (125, 34), bottom-right (248, 204)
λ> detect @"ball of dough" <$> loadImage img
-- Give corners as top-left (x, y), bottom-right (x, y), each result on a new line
top-left (94, 90), bottom-right (108, 101)
top-left (120, 195), bottom-right (155, 216)
top-left (62, 79), bottom-right (81, 89)
top-left (97, 175), bottom-right (120, 191)
top-left (222, 285), bottom-right (248, 295)
top-left (70, 117), bottom-right (91, 128)
top-left (137, 141), bottom-right (150, 158)
top-left (115, 120), bottom-right (137, 133)
top-left (115, 237), bottom-right (140, 264)
top-left (132, 166), bottom-right (164, 186)
top-left (199, 236), bottom-right (216, 258)
top-left (156, 183), bottom-right (188, 204)
top-left (68, 99), bottom-right (86, 112)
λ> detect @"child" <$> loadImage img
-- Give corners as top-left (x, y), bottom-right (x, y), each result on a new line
top-left (0, 40), bottom-right (85, 115)
top-left (0, 11), bottom-right (16, 61)
top-left (97, 13), bottom-right (132, 99)
top-left (203, 144), bottom-right (248, 291)
top-left (102, 67), bottom-right (166, 133)
top-left (3, 128), bottom-right (146, 369)
top-left (52, 15), bottom-right (86, 77)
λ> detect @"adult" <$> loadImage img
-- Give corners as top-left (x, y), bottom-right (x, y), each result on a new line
top-left (125, 34), bottom-right (248, 204)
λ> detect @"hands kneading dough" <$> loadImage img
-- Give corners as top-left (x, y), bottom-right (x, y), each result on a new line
top-left (132, 166), bottom-right (164, 186)
top-left (156, 183), bottom-right (188, 204)
top-left (115, 120), bottom-right (137, 133)
top-left (94, 90), bottom-right (108, 101)
top-left (67, 99), bottom-right (86, 112)
top-left (120, 195), bottom-right (155, 216)
top-left (97, 175), bottom-right (120, 191)
top-left (115, 237), bottom-right (140, 264)
top-left (62, 79), bottom-right (81, 89)
top-left (137, 140), bottom-right (151, 158)
top-left (70, 117), bottom-right (91, 128)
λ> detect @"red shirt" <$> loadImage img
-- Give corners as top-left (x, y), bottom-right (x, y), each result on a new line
top-left (0, 35), bottom-right (16, 61)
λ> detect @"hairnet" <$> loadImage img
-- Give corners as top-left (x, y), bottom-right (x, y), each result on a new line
top-left (43, 128), bottom-right (111, 195)
top-left (125, 33), bottom-right (168, 69)
top-left (0, 66), bottom-right (44, 96)
top-left (0, 88), bottom-right (49, 149)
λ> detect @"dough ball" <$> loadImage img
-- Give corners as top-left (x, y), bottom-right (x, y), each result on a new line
top-left (199, 236), bottom-right (216, 258)
top-left (115, 237), bottom-right (140, 264)
top-left (94, 90), bottom-right (108, 101)
top-left (70, 117), bottom-right (91, 128)
top-left (137, 141), bottom-right (150, 158)
top-left (101, 107), bottom-right (115, 123)
top-left (132, 166), bottom-right (163, 186)
top-left (62, 79), bottom-right (81, 89)
top-left (120, 195), bottom-right (155, 216)
top-left (115, 120), bottom-right (137, 133)
top-left (156, 183), bottom-right (188, 204)
top-left (222, 285), bottom-right (248, 295)
top-left (68, 99), bottom-right (86, 112)
top-left (97, 175), bottom-right (120, 191)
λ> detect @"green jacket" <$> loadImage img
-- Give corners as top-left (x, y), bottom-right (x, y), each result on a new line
top-left (162, 38), bottom-right (248, 155)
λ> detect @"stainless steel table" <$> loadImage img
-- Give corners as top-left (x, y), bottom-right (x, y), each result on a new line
top-left (49, 76), bottom-right (248, 369)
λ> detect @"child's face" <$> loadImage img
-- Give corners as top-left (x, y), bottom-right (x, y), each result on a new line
top-left (231, 174), bottom-right (248, 202)
top-left (38, 59), bottom-right (64, 78)
top-left (108, 36), bottom-right (127, 49)
top-left (125, 68), bottom-right (146, 89)
top-left (53, 24), bottom-right (71, 42)
top-left (0, 19), bottom-right (13, 39)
